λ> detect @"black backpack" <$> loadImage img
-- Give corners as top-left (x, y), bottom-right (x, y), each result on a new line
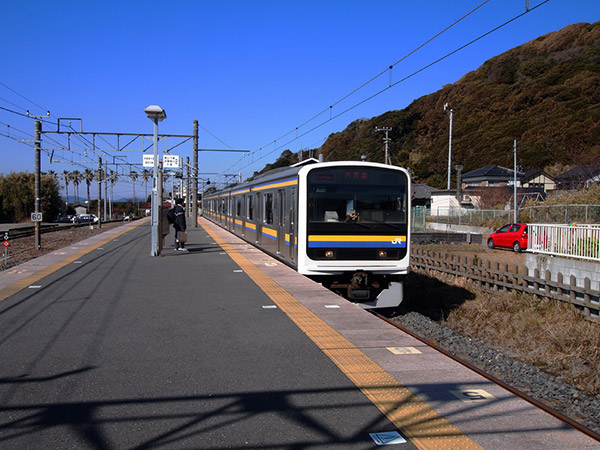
top-left (166, 208), bottom-right (176, 224)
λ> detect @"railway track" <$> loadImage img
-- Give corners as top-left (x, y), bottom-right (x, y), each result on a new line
top-left (378, 311), bottom-right (600, 442)
top-left (1, 220), bottom-right (125, 240)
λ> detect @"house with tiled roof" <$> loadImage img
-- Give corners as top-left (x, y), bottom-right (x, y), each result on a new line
top-left (556, 165), bottom-right (600, 190)
top-left (461, 165), bottom-right (523, 188)
top-left (462, 165), bottom-right (557, 193)
top-left (519, 169), bottom-right (557, 192)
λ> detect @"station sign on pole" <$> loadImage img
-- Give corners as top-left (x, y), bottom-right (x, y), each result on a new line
top-left (142, 154), bottom-right (155, 168)
top-left (163, 155), bottom-right (180, 169)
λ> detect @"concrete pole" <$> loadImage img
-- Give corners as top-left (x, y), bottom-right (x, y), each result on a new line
top-left (157, 161), bottom-right (164, 254)
top-left (97, 157), bottom-right (102, 229)
top-left (514, 140), bottom-right (518, 223)
top-left (104, 161), bottom-right (108, 220)
top-left (192, 120), bottom-right (198, 227)
top-left (186, 156), bottom-right (191, 216)
top-left (447, 108), bottom-right (453, 190)
top-left (34, 119), bottom-right (41, 250)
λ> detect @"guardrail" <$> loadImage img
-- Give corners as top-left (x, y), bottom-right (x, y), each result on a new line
top-left (528, 223), bottom-right (600, 262)
top-left (411, 248), bottom-right (600, 322)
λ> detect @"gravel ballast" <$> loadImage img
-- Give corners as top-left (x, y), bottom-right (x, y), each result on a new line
top-left (392, 311), bottom-right (600, 436)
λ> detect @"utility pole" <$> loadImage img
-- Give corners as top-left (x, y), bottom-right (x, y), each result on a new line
top-left (444, 103), bottom-right (454, 190)
top-left (186, 156), bottom-right (191, 216)
top-left (157, 161), bottom-right (164, 254)
top-left (192, 120), bottom-right (198, 227)
top-left (104, 161), bottom-right (108, 220)
top-left (34, 119), bottom-right (41, 250)
top-left (375, 127), bottom-right (392, 165)
top-left (97, 157), bottom-right (102, 228)
top-left (27, 111), bottom-right (49, 250)
top-left (513, 140), bottom-right (518, 223)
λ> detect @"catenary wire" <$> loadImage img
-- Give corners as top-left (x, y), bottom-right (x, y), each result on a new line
top-left (222, 0), bottom-right (551, 178)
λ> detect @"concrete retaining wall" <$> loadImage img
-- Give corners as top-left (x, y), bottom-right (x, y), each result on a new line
top-left (525, 253), bottom-right (600, 291)
top-left (426, 222), bottom-right (492, 236)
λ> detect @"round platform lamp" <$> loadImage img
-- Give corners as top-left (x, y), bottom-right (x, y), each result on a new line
top-left (144, 105), bottom-right (167, 256)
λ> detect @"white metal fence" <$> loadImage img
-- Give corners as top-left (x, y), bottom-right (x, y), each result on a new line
top-left (528, 223), bottom-right (600, 262)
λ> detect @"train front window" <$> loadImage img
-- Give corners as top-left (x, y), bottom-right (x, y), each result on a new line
top-left (307, 167), bottom-right (407, 229)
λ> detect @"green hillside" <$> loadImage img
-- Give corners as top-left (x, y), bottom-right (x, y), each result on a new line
top-left (259, 22), bottom-right (600, 188)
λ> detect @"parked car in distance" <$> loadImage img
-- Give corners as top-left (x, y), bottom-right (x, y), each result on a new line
top-left (72, 214), bottom-right (99, 223)
top-left (54, 215), bottom-right (72, 223)
top-left (487, 223), bottom-right (528, 253)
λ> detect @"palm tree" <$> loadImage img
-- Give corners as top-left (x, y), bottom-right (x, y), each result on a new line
top-left (83, 168), bottom-right (94, 212)
top-left (70, 170), bottom-right (82, 203)
top-left (141, 169), bottom-right (152, 203)
top-left (62, 170), bottom-right (70, 204)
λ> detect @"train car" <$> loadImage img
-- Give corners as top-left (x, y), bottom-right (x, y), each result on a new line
top-left (203, 159), bottom-right (410, 308)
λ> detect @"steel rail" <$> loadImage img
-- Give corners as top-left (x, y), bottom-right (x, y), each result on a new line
top-left (372, 311), bottom-right (600, 443)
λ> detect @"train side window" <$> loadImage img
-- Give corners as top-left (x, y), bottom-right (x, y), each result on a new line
top-left (236, 197), bottom-right (242, 217)
top-left (247, 196), bottom-right (253, 220)
top-left (264, 192), bottom-right (273, 225)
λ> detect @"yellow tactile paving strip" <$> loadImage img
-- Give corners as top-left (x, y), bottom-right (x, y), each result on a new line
top-left (201, 218), bottom-right (483, 450)
top-left (0, 219), bottom-right (148, 303)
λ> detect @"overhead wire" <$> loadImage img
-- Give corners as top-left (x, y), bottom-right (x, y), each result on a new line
top-left (0, 81), bottom-right (49, 114)
top-left (267, 0), bottom-right (492, 149)
top-left (220, 0), bottom-right (491, 177)
top-left (222, 0), bottom-right (551, 178)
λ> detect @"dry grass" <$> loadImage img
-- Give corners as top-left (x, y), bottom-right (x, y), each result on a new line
top-left (442, 286), bottom-right (600, 398)
top-left (409, 243), bottom-right (600, 398)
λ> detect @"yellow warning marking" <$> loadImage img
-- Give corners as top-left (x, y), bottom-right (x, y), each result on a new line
top-left (200, 218), bottom-right (483, 450)
top-left (0, 219), bottom-right (148, 303)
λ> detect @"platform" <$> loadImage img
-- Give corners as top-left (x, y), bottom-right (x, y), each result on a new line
top-left (0, 217), bottom-right (597, 449)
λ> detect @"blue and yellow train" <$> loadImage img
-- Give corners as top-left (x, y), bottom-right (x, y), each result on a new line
top-left (203, 160), bottom-right (411, 308)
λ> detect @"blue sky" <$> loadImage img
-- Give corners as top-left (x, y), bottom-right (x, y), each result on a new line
top-left (1, 0), bottom-right (599, 199)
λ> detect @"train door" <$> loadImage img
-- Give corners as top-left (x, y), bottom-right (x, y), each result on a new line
top-left (228, 196), bottom-right (233, 232)
top-left (277, 189), bottom-right (285, 255)
top-left (289, 187), bottom-right (296, 262)
top-left (256, 192), bottom-right (262, 244)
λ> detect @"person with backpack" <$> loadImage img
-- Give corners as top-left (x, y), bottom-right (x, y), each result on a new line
top-left (172, 198), bottom-right (187, 251)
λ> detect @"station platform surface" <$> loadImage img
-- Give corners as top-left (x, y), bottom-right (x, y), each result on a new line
top-left (0, 217), bottom-right (598, 449)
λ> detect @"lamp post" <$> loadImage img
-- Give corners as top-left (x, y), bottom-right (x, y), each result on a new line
top-left (444, 103), bottom-right (453, 190)
top-left (144, 105), bottom-right (167, 256)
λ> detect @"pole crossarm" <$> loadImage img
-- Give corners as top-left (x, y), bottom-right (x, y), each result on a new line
top-left (41, 130), bottom-right (193, 154)
top-left (40, 130), bottom-right (248, 156)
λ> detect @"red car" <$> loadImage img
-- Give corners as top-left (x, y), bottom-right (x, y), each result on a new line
top-left (487, 223), bottom-right (528, 253)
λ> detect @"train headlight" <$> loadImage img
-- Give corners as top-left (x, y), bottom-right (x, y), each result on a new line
top-left (378, 249), bottom-right (388, 258)
top-left (325, 250), bottom-right (335, 258)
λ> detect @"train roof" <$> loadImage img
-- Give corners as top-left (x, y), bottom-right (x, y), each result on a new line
top-left (206, 159), bottom-right (410, 198)
top-left (209, 159), bottom-right (319, 196)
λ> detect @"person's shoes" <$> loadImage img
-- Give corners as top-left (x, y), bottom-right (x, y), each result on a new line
top-left (179, 247), bottom-right (188, 252)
